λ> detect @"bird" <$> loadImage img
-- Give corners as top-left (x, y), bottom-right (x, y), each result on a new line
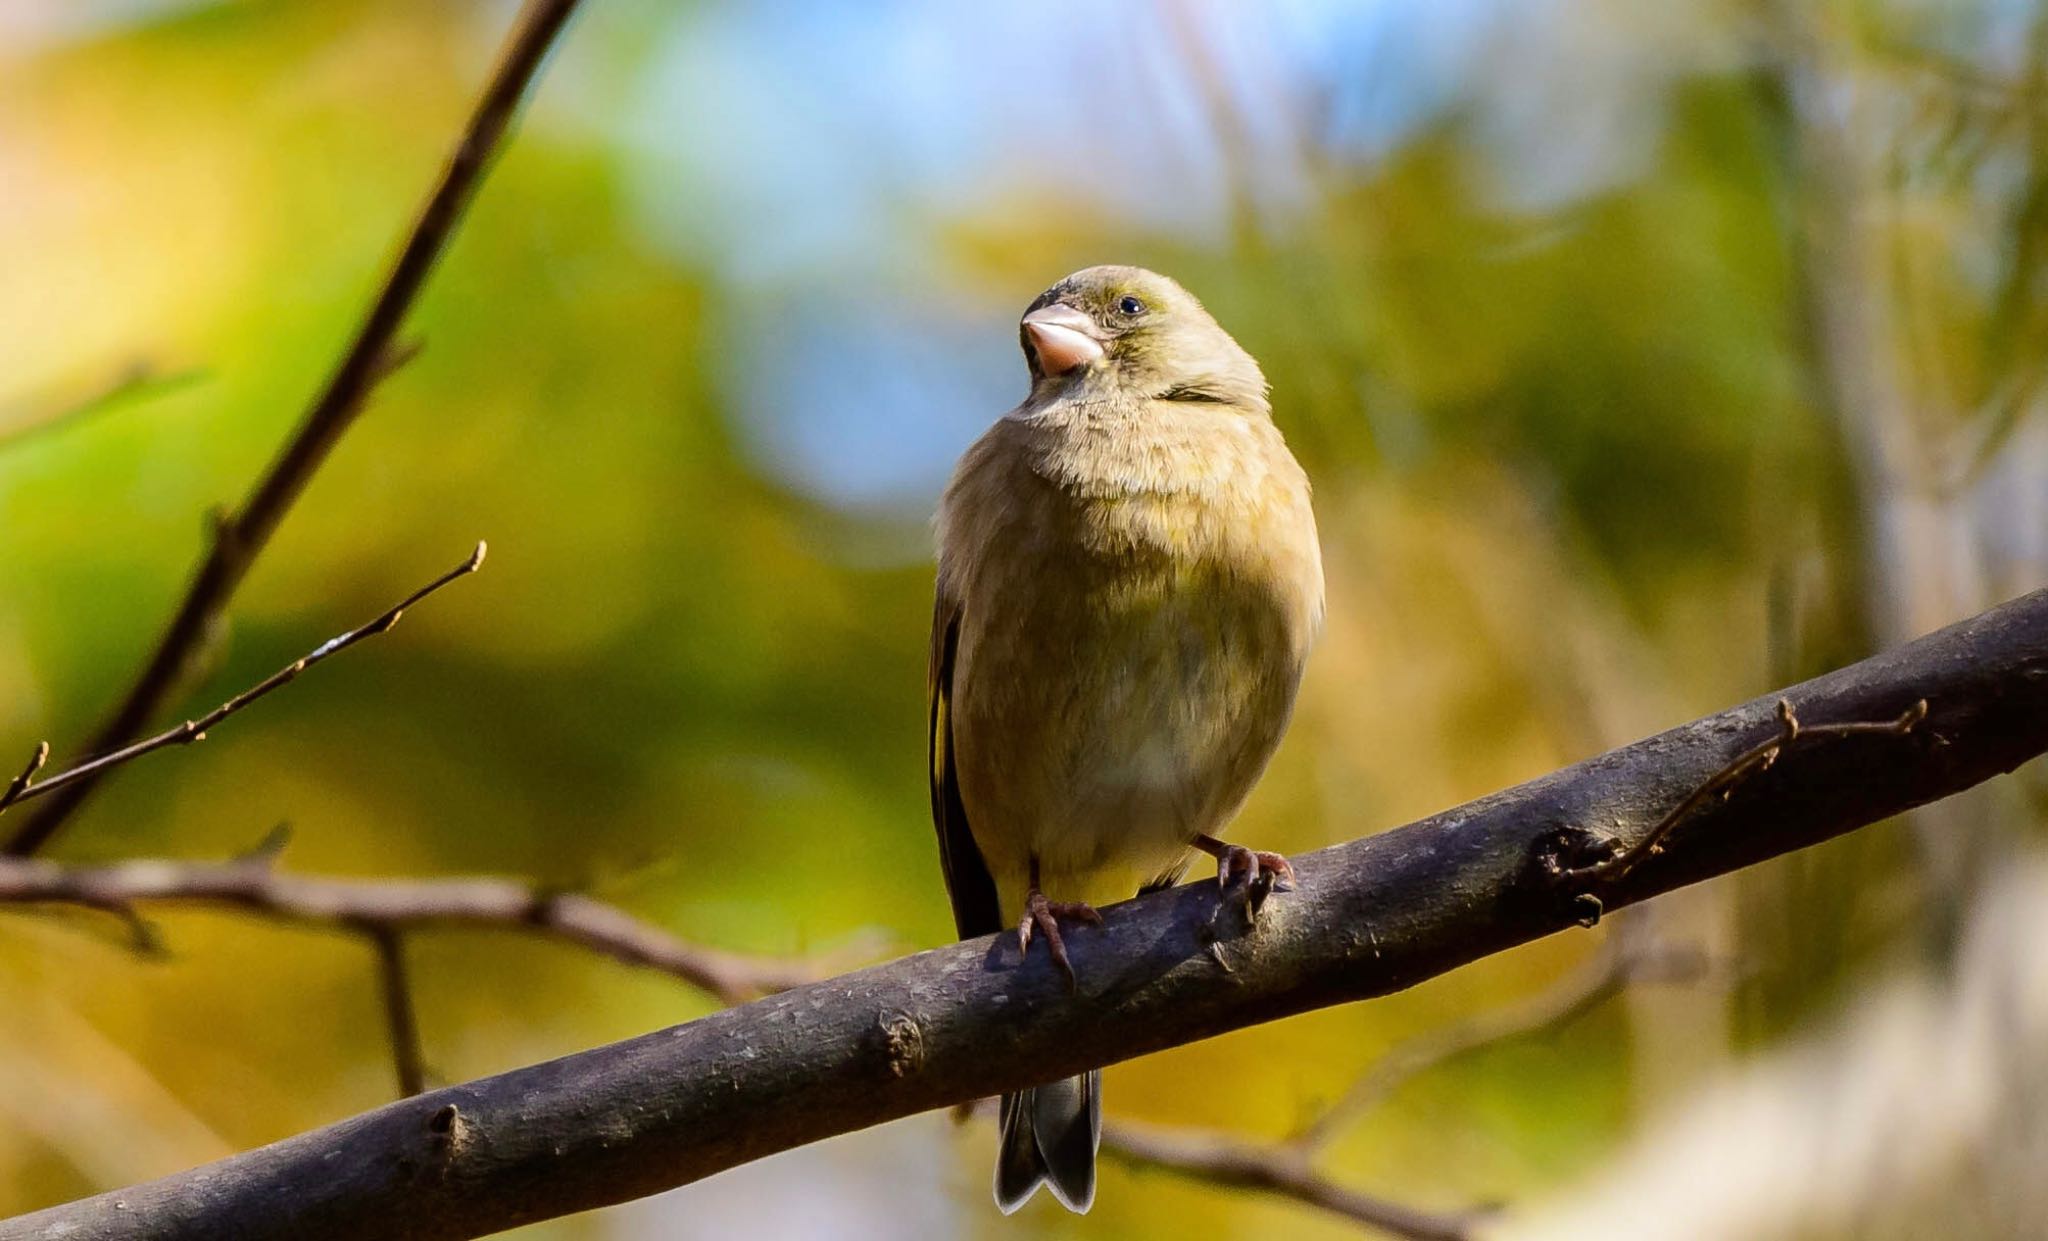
top-left (928, 265), bottom-right (1324, 1214)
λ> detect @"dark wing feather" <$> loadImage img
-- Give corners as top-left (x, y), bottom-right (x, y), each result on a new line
top-left (930, 595), bottom-right (1002, 938)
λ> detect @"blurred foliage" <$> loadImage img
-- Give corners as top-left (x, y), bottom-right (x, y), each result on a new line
top-left (1, 1), bottom-right (2043, 1237)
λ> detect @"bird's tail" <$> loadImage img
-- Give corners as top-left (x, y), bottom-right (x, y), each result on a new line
top-left (994, 1071), bottom-right (1101, 1214)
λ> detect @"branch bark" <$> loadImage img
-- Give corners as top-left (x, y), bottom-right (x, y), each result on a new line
top-left (6, 588), bottom-right (2044, 1241)
top-left (3, 0), bottom-right (585, 857)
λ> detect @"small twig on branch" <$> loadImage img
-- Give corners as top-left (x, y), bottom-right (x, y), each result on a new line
top-left (0, 742), bottom-right (49, 813)
top-left (0, 543), bottom-right (486, 816)
top-left (1289, 935), bottom-right (1708, 1153)
top-left (1554, 696), bottom-right (1930, 890)
top-left (5, 0), bottom-right (586, 857)
top-left (1101, 1118), bottom-right (1483, 1241)
top-left (368, 927), bottom-right (428, 1097)
top-left (0, 846), bottom-right (825, 1006)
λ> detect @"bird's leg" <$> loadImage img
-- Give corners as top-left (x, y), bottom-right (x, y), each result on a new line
top-left (1017, 857), bottom-right (1102, 990)
top-left (1190, 833), bottom-right (1296, 923)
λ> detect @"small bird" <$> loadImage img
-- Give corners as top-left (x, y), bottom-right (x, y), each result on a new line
top-left (929, 266), bottom-right (1324, 1213)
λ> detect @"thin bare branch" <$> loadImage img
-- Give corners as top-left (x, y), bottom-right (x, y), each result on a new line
top-left (1290, 936), bottom-right (1707, 1152)
top-left (368, 928), bottom-right (428, 1097)
top-left (0, 543), bottom-right (486, 815)
top-left (5, 0), bottom-right (586, 856)
top-left (0, 849), bottom-right (822, 1007)
top-left (1101, 1118), bottom-right (1484, 1241)
top-left (950, 1096), bottom-right (1473, 1237)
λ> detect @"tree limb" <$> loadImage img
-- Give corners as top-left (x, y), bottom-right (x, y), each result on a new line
top-left (5, 588), bottom-right (2044, 1241)
top-left (0, 849), bottom-right (822, 1008)
top-left (3, 0), bottom-right (586, 857)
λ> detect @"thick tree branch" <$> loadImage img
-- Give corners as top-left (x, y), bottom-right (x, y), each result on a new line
top-left (4, 0), bottom-right (585, 857)
top-left (5, 589), bottom-right (2044, 1241)
top-left (0, 849), bottom-right (821, 1007)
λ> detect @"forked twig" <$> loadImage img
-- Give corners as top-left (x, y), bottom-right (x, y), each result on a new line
top-left (0, 743), bottom-right (50, 813)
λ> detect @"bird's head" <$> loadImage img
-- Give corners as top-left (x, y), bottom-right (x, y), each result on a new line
top-left (1019, 266), bottom-right (1268, 414)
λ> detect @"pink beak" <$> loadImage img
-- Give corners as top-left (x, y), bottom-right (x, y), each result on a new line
top-left (1022, 304), bottom-right (1105, 376)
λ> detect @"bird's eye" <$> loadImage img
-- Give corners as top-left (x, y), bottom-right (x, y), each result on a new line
top-left (1118, 295), bottom-right (1146, 315)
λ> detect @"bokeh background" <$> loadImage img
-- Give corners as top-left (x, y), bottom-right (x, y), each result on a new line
top-left (3, 1), bottom-right (2046, 1237)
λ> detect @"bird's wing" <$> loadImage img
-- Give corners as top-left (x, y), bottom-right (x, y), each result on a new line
top-left (930, 592), bottom-right (1003, 939)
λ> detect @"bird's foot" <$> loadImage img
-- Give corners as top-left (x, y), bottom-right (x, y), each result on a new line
top-left (1193, 835), bottom-right (1296, 924)
top-left (1018, 890), bottom-right (1102, 990)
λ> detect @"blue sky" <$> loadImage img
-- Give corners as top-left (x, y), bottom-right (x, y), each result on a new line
top-left (602, 0), bottom-right (1504, 508)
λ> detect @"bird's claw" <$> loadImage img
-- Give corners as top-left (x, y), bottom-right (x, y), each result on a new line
top-left (1215, 845), bottom-right (1296, 923)
top-left (1017, 890), bottom-right (1102, 990)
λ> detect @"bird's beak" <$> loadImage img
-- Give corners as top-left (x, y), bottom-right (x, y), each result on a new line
top-left (1022, 304), bottom-right (1105, 376)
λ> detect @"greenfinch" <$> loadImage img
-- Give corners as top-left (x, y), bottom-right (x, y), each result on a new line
top-left (929, 266), bottom-right (1324, 1213)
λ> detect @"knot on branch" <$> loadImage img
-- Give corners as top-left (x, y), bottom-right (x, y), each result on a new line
top-left (878, 1011), bottom-right (926, 1078)
top-left (390, 1101), bottom-right (473, 1189)
top-left (425, 1103), bottom-right (471, 1158)
top-left (1527, 824), bottom-right (1622, 886)
top-left (1518, 825), bottom-right (1621, 927)
top-left (524, 886), bottom-right (569, 927)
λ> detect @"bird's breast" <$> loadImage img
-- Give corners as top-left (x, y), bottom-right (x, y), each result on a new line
top-left (940, 413), bottom-right (1322, 894)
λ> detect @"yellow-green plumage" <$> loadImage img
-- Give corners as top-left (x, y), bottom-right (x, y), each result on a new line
top-left (930, 266), bottom-right (1323, 1214)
